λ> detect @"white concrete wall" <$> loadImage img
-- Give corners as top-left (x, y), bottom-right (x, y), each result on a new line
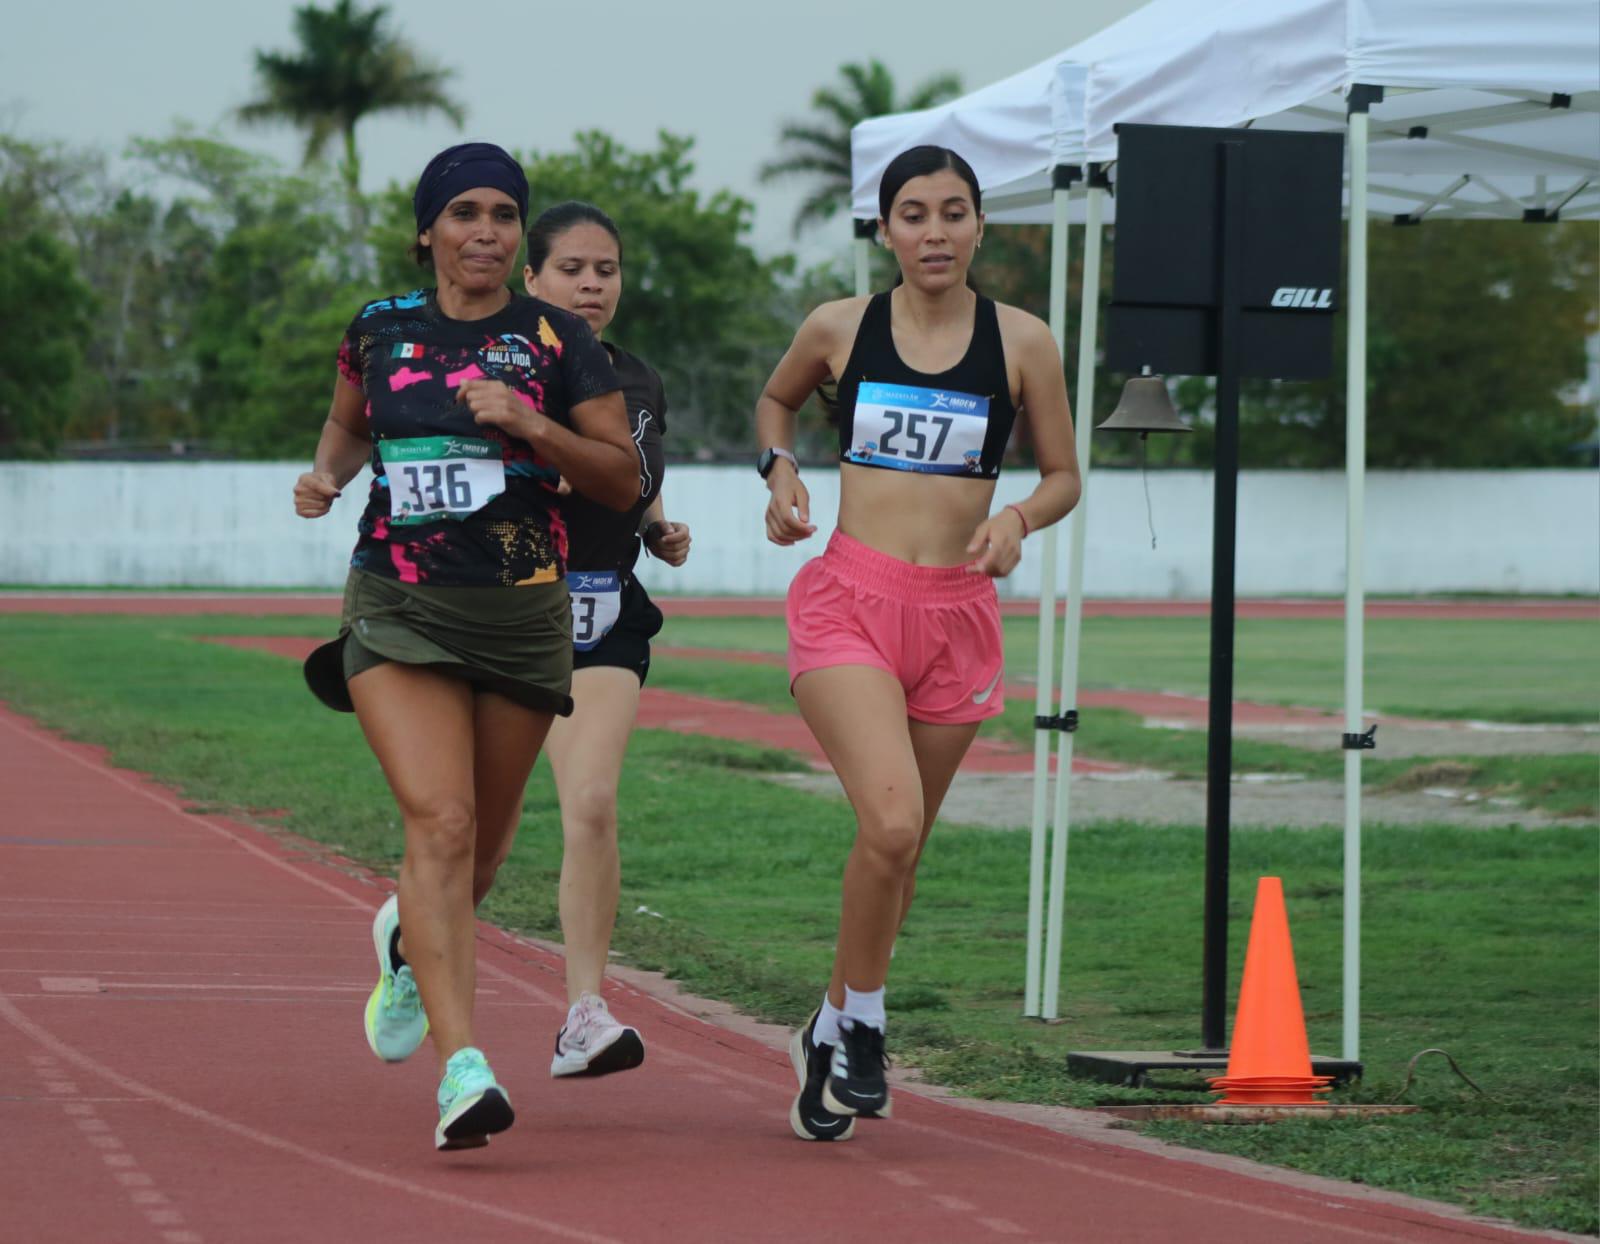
top-left (1, 463), bottom-right (1594, 597)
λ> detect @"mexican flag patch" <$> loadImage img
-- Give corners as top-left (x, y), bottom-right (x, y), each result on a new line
top-left (390, 343), bottom-right (425, 359)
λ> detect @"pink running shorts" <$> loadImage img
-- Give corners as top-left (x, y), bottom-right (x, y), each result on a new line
top-left (786, 530), bottom-right (1005, 725)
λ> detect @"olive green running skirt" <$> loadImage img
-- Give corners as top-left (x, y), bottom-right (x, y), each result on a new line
top-left (304, 569), bottom-right (573, 716)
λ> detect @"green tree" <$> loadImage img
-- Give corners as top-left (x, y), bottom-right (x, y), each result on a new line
top-left (130, 135), bottom-right (363, 456)
top-left (237, 0), bottom-right (464, 268)
top-left (0, 134), bottom-right (199, 450)
top-left (372, 130), bottom-right (795, 454)
top-left (0, 227), bottom-right (96, 455)
top-left (3, 129), bottom-right (362, 456)
top-left (760, 60), bottom-right (962, 235)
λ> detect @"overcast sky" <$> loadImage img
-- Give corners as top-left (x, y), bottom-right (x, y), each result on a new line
top-left (3, 0), bottom-right (1146, 266)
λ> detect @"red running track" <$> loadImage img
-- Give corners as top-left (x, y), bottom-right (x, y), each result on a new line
top-left (0, 703), bottom-right (1566, 1244)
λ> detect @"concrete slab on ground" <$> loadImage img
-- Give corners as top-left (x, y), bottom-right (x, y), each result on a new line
top-left (765, 769), bottom-right (1595, 831)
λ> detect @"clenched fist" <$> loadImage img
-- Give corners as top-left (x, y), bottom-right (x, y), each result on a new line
top-left (294, 471), bottom-right (341, 519)
top-left (458, 379), bottom-right (547, 444)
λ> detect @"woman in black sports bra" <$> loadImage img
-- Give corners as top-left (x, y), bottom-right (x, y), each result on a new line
top-left (754, 146), bottom-right (1081, 1141)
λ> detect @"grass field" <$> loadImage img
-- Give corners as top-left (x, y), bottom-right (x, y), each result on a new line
top-left (652, 613), bottom-right (1600, 818)
top-left (662, 612), bottom-right (1600, 722)
top-left (0, 610), bottom-right (1596, 1233)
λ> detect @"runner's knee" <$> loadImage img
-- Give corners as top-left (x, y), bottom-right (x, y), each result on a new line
top-left (562, 781), bottom-right (619, 847)
top-left (854, 804), bottom-right (923, 877)
top-left (405, 798), bottom-right (476, 864)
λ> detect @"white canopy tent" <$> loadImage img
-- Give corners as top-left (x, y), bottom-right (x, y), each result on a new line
top-left (848, 0), bottom-right (1600, 1053)
top-left (849, 0), bottom-right (1197, 227)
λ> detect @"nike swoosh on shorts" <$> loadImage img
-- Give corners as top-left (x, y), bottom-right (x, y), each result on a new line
top-left (972, 668), bottom-right (1003, 704)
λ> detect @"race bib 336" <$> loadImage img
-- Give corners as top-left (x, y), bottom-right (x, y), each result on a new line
top-left (383, 436), bottom-right (506, 525)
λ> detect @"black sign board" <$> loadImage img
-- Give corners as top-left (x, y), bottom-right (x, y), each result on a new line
top-left (1096, 123), bottom-right (1346, 1056)
top-left (1106, 124), bottom-right (1345, 379)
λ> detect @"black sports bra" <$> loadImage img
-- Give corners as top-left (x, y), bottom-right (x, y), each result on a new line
top-left (834, 291), bottom-right (1016, 480)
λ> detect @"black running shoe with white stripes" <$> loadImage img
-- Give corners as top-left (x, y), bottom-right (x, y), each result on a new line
top-left (789, 1011), bottom-right (855, 1141)
top-left (822, 1019), bottom-right (890, 1117)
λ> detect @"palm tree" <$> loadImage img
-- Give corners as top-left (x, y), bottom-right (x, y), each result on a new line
top-left (759, 60), bottom-right (963, 236)
top-left (237, 0), bottom-right (465, 265)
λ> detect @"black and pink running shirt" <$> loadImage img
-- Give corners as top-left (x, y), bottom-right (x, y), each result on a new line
top-left (337, 289), bottom-right (620, 587)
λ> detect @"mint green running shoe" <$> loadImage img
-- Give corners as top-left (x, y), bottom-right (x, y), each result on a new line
top-left (435, 1046), bottom-right (514, 1150)
top-left (363, 895), bottom-right (427, 1062)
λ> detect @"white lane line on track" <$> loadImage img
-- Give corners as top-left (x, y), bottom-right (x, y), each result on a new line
top-left (521, 999), bottom-right (1442, 1242)
top-left (1, 995), bottom-right (621, 1244)
top-left (9, 898), bottom-right (349, 909)
top-left (0, 844), bottom-right (238, 854)
top-left (6, 930), bottom-right (352, 941)
top-left (0, 914), bottom-right (361, 927)
top-left (103, 982), bottom-right (371, 993)
top-left (29, 1054), bottom-right (205, 1244)
top-left (1, 709), bottom-right (1499, 1244)
top-left (2, 992), bottom-right (547, 1010)
top-left (3, 968), bottom-right (364, 980)
top-left (0, 949), bottom-right (373, 960)
top-left (39, 976), bottom-right (99, 992)
top-left (0, 711), bottom-right (377, 914)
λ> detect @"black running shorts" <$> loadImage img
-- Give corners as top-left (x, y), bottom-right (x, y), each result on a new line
top-left (572, 573), bottom-right (664, 686)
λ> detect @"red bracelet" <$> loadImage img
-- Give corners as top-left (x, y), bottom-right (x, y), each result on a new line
top-left (1004, 503), bottom-right (1030, 538)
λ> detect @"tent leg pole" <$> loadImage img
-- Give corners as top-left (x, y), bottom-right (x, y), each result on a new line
top-left (1343, 106), bottom-right (1370, 1064)
top-left (853, 232), bottom-right (872, 298)
top-left (1043, 179), bottom-right (1101, 1021)
top-left (1027, 184), bottom-right (1073, 1016)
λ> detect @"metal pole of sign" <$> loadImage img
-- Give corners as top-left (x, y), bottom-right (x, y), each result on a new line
top-left (853, 220), bottom-right (874, 297)
top-left (1342, 99), bottom-right (1373, 1063)
top-left (1026, 172), bottom-right (1074, 1017)
top-left (1043, 171), bottom-right (1105, 1020)
top-left (1200, 140), bottom-right (1247, 1052)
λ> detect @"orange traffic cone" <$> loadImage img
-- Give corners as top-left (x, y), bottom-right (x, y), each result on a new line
top-left (1207, 877), bottom-right (1333, 1106)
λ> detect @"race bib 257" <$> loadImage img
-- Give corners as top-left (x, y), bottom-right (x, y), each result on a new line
top-left (845, 382), bottom-right (989, 476)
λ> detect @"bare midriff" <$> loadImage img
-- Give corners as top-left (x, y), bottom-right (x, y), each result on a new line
top-left (835, 462), bottom-right (999, 566)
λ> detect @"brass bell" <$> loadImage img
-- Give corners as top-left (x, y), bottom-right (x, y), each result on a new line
top-left (1096, 373), bottom-right (1190, 437)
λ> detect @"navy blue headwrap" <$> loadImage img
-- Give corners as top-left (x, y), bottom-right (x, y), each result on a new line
top-left (412, 142), bottom-right (529, 234)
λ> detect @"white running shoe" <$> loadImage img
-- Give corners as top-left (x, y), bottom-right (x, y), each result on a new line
top-left (550, 992), bottom-right (645, 1078)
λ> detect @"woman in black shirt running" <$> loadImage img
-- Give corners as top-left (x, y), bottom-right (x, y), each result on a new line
top-left (293, 146), bottom-right (639, 1151)
top-left (522, 201), bottom-right (692, 1079)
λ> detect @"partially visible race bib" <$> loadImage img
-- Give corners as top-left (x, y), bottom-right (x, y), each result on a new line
top-left (384, 436), bottom-right (505, 526)
top-left (846, 382), bottom-right (989, 476)
top-left (567, 570), bottom-right (622, 652)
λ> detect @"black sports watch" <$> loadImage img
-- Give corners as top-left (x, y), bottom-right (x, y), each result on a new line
top-left (757, 447), bottom-right (798, 479)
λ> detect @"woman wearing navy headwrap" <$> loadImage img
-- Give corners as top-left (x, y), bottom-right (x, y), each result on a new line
top-left (293, 142), bottom-right (638, 1151)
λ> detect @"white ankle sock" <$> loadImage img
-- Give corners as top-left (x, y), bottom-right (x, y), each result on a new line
top-left (842, 986), bottom-right (886, 1032)
top-left (815, 996), bottom-right (844, 1047)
